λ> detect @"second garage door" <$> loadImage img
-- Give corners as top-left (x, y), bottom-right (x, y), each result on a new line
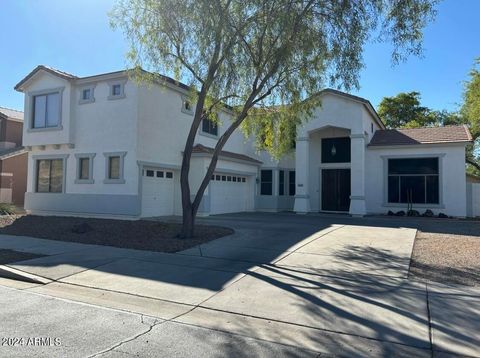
top-left (209, 173), bottom-right (253, 214)
top-left (141, 168), bottom-right (175, 217)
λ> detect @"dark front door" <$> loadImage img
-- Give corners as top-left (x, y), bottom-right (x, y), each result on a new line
top-left (321, 169), bottom-right (351, 212)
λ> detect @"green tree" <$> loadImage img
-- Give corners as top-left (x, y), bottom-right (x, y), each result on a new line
top-left (377, 91), bottom-right (434, 128)
top-left (461, 58), bottom-right (480, 174)
top-left (111, 0), bottom-right (438, 238)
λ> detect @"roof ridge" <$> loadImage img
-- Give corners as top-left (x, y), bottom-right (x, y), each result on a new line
top-left (39, 64), bottom-right (78, 78)
top-left (394, 124), bottom-right (467, 131)
top-left (0, 106), bottom-right (23, 113)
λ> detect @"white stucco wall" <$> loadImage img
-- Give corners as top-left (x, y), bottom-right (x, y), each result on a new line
top-left (137, 83), bottom-right (257, 166)
top-left (294, 93), bottom-right (375, 214)
top-left (469, 183), bottom-right (480, 217)
top-left (24, 75), bottom-right (140, 196)
top-left (365, 144), bottom-right (468, 217)
top-left (22, 72), bottom-right (73, 146)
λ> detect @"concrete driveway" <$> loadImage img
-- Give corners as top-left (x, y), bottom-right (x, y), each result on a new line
top-left (0, 212), bottom-right (479, 357)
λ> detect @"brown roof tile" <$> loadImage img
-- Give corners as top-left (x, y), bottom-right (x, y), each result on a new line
top-left (192, 144), bottom-right (262, 165)
top-left (0, 106), bottom-right (23, 121)
top-left (15, 65), bottom-right (78, 91)
top-left (369, 125), bottom-right (472, 146)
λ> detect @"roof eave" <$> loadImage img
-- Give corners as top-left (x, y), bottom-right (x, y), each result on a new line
top-left (368, 140), bottom-right (471, 148)
top-left (15, 65), bottom-right (76, 92)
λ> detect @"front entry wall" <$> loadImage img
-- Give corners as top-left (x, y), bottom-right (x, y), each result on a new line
top-left (365, 145), bottom-right (467, 217)
top-left (306, 128), bottom-right (352, 212)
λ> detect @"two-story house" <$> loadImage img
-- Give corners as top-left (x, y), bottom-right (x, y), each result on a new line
top-left (14, 65), bottom-right (472, 218)
top-left (0, 107), bottom-right (27, 206)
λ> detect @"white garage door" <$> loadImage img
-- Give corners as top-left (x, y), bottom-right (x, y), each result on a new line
top-left (210, 173), bottom-right (253, 214)
top-left (141, 168), bottom-right (175, 217)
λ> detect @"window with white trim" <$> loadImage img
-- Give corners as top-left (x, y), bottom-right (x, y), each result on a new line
top-left (279, 170), bottom-right (285, 196)
top-left (75, 153), bottom-right (95, 183)
top-left (33, 92), bottom-right (60, 128)
top-left (104, 152), bottom-right (126, 183)
top-left (289, 170), bottom-right (296, 196)
top-left (387, 158), bottom-right (439, 204)
top-left (36, 159), bottom-right (64, 193)
top-left (260, 170), bottom-right (273, 195)
top-left (202, 117), bottom-right (218, 136)
top-left (79, 86), bottom-right (95, 104)
top-left (108, 81), bottom-right (126, 100)
top-left (109, 156), bottom-right (120, 179)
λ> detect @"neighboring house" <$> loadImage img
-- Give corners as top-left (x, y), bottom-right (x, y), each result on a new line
top-left (467, 173), bottom-right (480, 184)
top-left (0, 107), bottom-right (27, 206)
top-left (14, 65), bottom-right (473, 218)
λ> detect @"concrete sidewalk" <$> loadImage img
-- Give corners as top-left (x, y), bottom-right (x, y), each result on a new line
top-left (0, 213), bottom-right (479, 357)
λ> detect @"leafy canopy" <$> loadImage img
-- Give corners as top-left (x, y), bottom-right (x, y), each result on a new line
top-left (111, 0), bottom-right (438, 158)
top-left (378, 91), bottom-right (432, 128)
top-left (461, 58), bottom-right (480, 174)
top-left (376, 59), bottom-right (480, 174)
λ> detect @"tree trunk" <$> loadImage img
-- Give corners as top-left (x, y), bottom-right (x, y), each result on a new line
top-left (181, 204), bottom-right (195, 238)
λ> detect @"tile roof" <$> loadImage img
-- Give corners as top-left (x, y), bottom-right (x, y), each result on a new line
top-left (369, 125), bottom-right (473, 147)
top-left (0, 106), bottom-right (24, 121)
top-left (15, 65), bottom-right (78, 91)
top-left (0, 147), bottom-right (26, 160)
top-left (192, 144), bottom-right (262, 164)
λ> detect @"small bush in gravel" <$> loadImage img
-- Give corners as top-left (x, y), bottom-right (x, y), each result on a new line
top-left (407, 209), bottom-right (420, 217)
top-left (438, 212), bottom-right (448, 218)
top-left (395, 210), bottom-right (406, 216)
top-left (422, 209), bottom-right (434, 217)
top-left (0, 203), bottom-right (16, 215)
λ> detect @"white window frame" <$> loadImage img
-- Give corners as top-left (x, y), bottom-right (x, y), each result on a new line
top-left (181, 96), bottom-right (194, 115)
top-left (200, 117), bottom-right (219, 138)
top-left (79, 85), bottom-right (96, 104)
top-left (260, 169), bottom-right (273, 196)
top-left (27, 87), bottom-right (64, 132)
top-left (75, 153), bottom-right (95, 184)
top-left (103, 152), bottom-right (127, 184)
top-left (108, 80), bottom-right (126, 100)
top-left (32, 154), bottom-right (69, 193)
top-left (381, 154), bottom-right (445, 209)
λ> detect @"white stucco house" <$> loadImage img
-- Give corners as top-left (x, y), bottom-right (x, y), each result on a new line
top-left (14, 65), bottom-right (473, 218)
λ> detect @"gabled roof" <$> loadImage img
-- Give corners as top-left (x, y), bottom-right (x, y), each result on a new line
top-left (15, 65), bottom-right (78, 91)
top-left (369, 125), bottom-right (473, 147)
top-left (0, 106), bottom-right (23, 121)
top-left (192, 144), bottom-right (262, 165)
top-left (0, 147), bottom-right (27, 160)
top-left (319, 88), bottom-right (386, 129)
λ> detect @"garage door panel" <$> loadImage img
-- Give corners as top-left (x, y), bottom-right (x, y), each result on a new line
top-left (141, 169), bottom-right (175, 217)
top-left (210, 174), bottom-right (252, 215)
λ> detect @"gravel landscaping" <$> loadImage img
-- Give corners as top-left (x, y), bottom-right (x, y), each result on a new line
top-left (409, 228), bottom-right (480, 286)
top-left (0, 249), bottom-right (45, 265)
top-left (0, 215), bottom-right (234, 253)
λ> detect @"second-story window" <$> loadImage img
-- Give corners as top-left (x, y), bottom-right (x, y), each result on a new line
top-left (112, 84), bottom-right (121, 96)
top-left (82, 89), bottom-right (91, 101)
top-left (79, 86), bottom-right (95, 104)
top-left (33, 92), bottom-right (60, 128)
top-left (202, 117), bottom-right (218, 136)
top-left (108, 81), bottom-right (126, 100)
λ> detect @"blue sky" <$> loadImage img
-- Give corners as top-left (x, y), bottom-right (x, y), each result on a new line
top-left (0, 0), bottom-right (478, 113)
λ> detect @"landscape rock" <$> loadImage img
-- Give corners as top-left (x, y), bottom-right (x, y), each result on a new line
top-left (71, 222), bottom-right (94, 234)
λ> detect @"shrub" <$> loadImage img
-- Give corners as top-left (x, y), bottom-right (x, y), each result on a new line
top-left (0, 203), bottom-right (16, 215)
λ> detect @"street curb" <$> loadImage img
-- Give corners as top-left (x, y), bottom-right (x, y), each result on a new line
top-left (0, 264), bottom-right (52, 284)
